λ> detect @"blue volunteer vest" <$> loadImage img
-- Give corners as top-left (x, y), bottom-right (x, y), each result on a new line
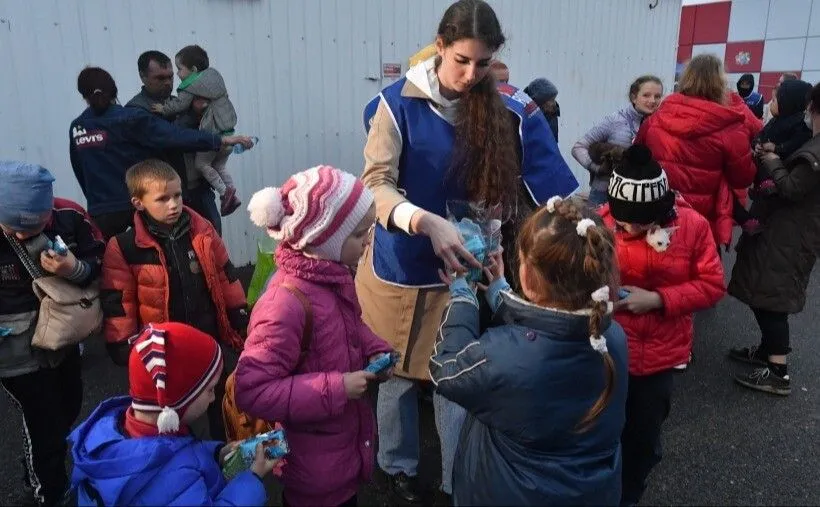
top-left (364, 79), bottom-right (578, 287)
top-left (744, 91), bottom-right (763, 108)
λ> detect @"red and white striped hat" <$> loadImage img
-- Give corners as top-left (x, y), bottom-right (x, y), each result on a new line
top-left (128, 323), bottom-right (223, 434)
top-left (247, 165), bottom-right (374, 261)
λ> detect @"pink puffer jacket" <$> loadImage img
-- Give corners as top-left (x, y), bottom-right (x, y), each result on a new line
top-left (235, 245), bottom-right (391, 506)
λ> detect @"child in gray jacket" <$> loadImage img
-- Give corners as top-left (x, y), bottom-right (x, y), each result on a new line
top-left (154, 45), bottom-right (241, 216)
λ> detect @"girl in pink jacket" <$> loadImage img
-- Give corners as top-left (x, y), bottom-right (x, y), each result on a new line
top-left (235, 165), bottom-right (393, 507)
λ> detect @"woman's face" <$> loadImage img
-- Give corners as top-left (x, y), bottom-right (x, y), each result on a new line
top-left (436, 37), bottom-right (494, 98)
top-left (632, 82), bottom-right (663, 115)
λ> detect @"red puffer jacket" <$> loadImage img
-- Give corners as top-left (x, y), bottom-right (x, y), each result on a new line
top-left (101, 208), bottom-right (246, 351)
top-left (636, 93), bottom-right (757, 247)
top-left (600, 199), bottom-right (726, 375)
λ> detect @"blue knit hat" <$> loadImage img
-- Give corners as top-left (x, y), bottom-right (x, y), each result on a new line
top-left (524, 78), bottom-right (558, 105)
top-left (0, 161), bottom-right (55, 230)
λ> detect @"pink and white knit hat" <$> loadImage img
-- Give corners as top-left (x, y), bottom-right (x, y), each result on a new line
top-left (247, 165), bottom-right (374, 261)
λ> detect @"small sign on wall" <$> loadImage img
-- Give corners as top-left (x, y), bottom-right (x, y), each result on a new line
top-left (382, 63), bottom-right (402, 78)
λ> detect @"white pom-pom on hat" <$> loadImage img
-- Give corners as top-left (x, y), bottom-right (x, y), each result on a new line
top-left (546, 195), bottom-right (563, 213)
top-left (576, 218), bottom-right (596, 237)
top-left (247, 187), bottom-right (285, 229)
top-left (156, 406), bottom-right (180, 434)
top-left (591, 286), bottom-right (610, 303)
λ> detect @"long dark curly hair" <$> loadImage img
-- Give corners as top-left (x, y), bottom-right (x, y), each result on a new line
top-left (438, 0), bottom-right (520, 210)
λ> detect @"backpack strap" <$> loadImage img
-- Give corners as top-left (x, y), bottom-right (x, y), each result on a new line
top-left (278, 282), bottom-right (313, 370)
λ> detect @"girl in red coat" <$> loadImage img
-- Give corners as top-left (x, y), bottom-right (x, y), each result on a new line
top-left (636, 54), bottom-right (756, 250)
top-left (600, 145), bottom-right (726, 506)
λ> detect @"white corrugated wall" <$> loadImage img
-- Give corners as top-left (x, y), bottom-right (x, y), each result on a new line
top-left (0, 0), bottom-right (681, 265)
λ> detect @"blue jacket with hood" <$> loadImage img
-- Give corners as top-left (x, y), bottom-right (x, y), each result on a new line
top-left (68, 396), bottom-right (266, 506)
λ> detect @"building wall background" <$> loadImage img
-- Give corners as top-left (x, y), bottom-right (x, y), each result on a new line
top-left (0, 0), bottom-right (681, 264)
top-left (678, 0), bottom-right (820, 100)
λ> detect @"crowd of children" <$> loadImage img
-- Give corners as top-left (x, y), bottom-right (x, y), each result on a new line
top-left (3, 1), bottom-right (818, 506)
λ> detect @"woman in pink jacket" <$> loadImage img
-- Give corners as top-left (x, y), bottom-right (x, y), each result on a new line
top-left (236, 165), bottom-right (393, 507)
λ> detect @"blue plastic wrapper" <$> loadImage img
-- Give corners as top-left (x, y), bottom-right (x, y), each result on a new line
top-left (222, 429), bottom-right (289, 480)
top-left (447, 201), bottom-right (504, 283)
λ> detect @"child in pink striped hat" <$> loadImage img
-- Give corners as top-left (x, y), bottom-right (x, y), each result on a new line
top-left (237, 165), bottom-right (393, 507)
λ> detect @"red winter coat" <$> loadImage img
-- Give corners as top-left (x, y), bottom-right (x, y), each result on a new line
top-left (636, 93), bottom-right (757, 247)
top-left (600, 199), bottom-right (726, 375)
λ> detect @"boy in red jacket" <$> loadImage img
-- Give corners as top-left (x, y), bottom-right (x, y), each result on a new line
top-left (599, 145), bottom-right (725, 506)
top-left (101, 159), bottom-right (248, 441)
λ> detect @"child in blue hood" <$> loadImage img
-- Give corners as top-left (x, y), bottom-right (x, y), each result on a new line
top-left (68, 322), bottom-right (277, 505)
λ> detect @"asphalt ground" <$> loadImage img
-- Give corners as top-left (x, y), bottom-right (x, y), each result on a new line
top-left (1, 252), bottom-right (818, 506)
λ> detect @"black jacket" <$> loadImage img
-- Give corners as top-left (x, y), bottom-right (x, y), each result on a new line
top-left (729, 134), bottom-right (820, 313)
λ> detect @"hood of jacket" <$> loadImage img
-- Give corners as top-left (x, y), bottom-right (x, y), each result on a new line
top-left (69, 397), bottom-right (196, 505)
top-left (652, 93), bottom-right (748, 138)
top-left (494, 290), bottom-right (615, 338)
top-left (737, 73), bottom-right (755, 97)
top-left (178, 67), bottom-right (228, 101)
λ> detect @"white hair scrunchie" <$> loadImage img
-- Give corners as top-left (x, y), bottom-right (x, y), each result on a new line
top-left (589, 335), bottom-right (608, 355)
top-left (591, 286), bottom-right (610, 303)
top-left (576, 218), bottom-right (596, 237)
top-left (546, 196), bottom-right (563, 213)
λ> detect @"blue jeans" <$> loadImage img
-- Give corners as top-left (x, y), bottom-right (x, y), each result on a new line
top-left (185, 182), bottom-right (222, 236)
top-left (377, 376), bottom-right (466, 494)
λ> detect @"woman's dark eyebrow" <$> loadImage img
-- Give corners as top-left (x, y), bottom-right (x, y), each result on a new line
top-left (454, 53), bottom-right (492, 64)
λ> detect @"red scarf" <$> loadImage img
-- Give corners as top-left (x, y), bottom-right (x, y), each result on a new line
top-left (123, 407), bottom-right (190, 438)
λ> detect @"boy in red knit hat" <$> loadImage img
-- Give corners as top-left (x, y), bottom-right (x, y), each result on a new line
top-left (68, 322), bottom-right (277, 505)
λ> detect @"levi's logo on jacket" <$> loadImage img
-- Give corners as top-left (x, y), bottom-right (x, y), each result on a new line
top-left (72, 125), bottom-right (107, 149)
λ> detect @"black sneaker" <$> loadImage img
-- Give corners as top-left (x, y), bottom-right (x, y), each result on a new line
top-left (734, 367), bottom-right (791, 396)
top-left (389, 471), bottom-right (422, 503)
top-left (727, 345), bottom-right (767, 366)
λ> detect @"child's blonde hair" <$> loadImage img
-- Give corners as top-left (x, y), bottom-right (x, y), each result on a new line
top-left (126, 159), bottom-right (180, 198)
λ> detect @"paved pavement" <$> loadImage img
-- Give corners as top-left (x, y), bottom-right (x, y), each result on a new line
top-left (1, 253), bottom-right (818, 506)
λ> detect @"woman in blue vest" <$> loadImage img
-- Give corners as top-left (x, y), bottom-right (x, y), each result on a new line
top-left (356, 1), bottom-right (578, 502)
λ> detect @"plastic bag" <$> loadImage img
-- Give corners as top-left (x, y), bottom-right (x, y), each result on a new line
top-left (446, 201), bottom-right (503, 283)
top-left (247, 236), bottom-right (277, 308)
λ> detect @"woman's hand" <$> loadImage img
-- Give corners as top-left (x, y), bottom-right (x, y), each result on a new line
top-left (222, 135), bottom-right (255, 149)
top-left (40, 249), bottom-right (78, 278)
top-left (414, 212), bottom-right (481, 275)
top-left (614, 285), bottom-right (663, 314)
top-left (249, 443), bottom-right (280, 479)
top-left (761, 142), bottom-right (776, 153)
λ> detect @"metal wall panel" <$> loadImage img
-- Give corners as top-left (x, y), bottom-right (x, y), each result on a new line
top-left (0, 0), bottom-right (680, 264)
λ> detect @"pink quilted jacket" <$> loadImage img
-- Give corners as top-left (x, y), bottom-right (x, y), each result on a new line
top-left (235, 245), bottom-right (391, 506)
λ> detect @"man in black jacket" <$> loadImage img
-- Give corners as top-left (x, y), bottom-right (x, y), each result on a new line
top-left (126, 51), bottom-right (223, 235)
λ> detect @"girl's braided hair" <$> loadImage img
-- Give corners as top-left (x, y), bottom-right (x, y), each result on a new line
top-left (517, 197), bottom-right (619, 432)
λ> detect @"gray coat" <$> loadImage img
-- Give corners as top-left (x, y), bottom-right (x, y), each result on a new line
top-left (728, 134), bottom-right (820, 314)
top-left (161, 68), bottom-right (237, 134)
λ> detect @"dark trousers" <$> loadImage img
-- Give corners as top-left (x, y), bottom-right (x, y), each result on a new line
top-left (283, 493), bottom-right (357, 507)
top-left (752, 307), bottom-right (791, 356)
top-left (185, 182), bottom-right (222, 236)
top-left (620, 370), bottom-right (674, 507)
top-left (1, 346), bottom-right (83, 506)
top-left (92, 210), bottom-right (134, 240)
